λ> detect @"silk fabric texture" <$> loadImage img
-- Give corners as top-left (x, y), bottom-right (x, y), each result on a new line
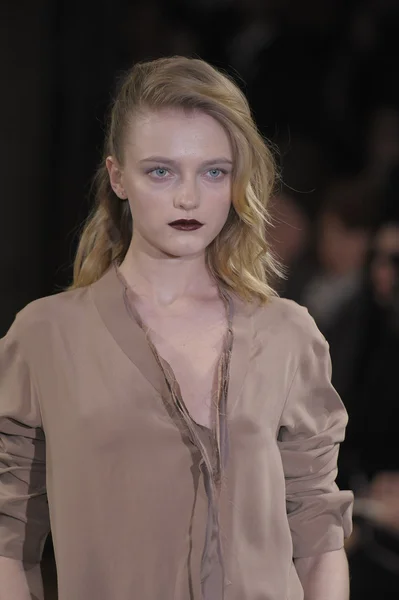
top-left (0, 266), bottom-right (353, 599)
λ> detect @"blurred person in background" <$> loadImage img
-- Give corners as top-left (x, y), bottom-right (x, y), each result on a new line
top-left (343, 215), bottom-right (399, 600)
top-left (284, 176), bottom-right (376, 402)
top-left (268, 189), bottom-right (310, 293)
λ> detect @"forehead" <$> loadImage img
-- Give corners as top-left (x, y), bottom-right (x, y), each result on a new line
top-left (125, 108), bottom-right (232, 160)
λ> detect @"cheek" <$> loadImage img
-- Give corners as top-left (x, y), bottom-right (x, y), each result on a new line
top-left (204, 185), bottom-right (232, 220)
top-left (209, 202), bottom-right (232, 236)
top-left (127, 183), bottom-right (168, 224)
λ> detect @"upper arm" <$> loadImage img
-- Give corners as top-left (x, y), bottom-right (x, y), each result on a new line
top-left (0, 320), bottom-right (50, 564)
top-left (277, 322), bottom-right (353, 558)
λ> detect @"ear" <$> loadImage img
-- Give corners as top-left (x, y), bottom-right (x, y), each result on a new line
top-left (106, 156), bottom-right (127, 199)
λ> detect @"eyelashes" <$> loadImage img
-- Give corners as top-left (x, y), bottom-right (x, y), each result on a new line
top-left (147, 167), bottom-right (169, 178)
top-left (146, 166), bottom-right (230, 180)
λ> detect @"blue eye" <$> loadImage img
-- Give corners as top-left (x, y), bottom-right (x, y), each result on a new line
top-left (149, 167), bottom-right (169, 178)
top-left (208, 169), bottom-right (223, 178)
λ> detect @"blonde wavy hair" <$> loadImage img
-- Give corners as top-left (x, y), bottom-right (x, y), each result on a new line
top-left (70, 56), bottom-right (282, 303)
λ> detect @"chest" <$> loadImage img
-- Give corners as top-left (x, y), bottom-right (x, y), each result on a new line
top-left (40, 303), bottom-right (289, 462)
top-left (138, 304), bottom-right (228, 429)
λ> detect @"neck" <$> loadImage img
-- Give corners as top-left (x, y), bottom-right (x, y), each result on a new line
top-left (119, 244), bottom-right (217, 307)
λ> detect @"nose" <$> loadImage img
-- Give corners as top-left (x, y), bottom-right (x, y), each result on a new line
top-left (173, 176), bottom-right (200, 211)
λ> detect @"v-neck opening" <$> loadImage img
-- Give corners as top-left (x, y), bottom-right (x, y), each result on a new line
top-left (90, 263), bottom-right (256, 597)
top-left (114, 264), bottom-right (234, 599)
top-left (114, 263), bottom-right (234, 435)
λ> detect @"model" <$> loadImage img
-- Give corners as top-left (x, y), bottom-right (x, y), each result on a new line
top-left (0, 56), bottom-right (353, 600)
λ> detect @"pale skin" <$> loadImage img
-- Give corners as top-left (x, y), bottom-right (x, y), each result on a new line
top-left (0, 108), bottom-right (349, 599)
top-left (107, 108), bottom-right (234, 429)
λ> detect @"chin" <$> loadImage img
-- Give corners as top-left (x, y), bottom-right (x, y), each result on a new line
top-left (161, 240), bottom-right (208, 259)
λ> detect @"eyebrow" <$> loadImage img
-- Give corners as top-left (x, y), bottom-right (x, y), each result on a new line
top-left (139, 156), bottom-right (233, 167)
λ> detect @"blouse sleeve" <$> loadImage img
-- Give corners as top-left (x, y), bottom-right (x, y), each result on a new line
top-left (0, 317), bottom-right (50, 564)
top-left (277, 324), bottom-right (353, 559)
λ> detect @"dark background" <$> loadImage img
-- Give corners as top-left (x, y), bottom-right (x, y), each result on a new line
top-left (2, 1), bottom-right (399, 597)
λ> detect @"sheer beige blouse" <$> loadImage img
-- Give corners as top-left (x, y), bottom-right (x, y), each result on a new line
top-left (0, 266), bottom-right (353, 599)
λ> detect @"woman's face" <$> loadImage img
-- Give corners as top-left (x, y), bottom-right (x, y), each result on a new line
top-left (107, 108), bottom-right (233, 259)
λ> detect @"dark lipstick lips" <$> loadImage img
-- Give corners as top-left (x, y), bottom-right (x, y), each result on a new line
top-left (169, 219), bottom-right (203, 230)
top-left (169, 219), bottom-right (202, 225)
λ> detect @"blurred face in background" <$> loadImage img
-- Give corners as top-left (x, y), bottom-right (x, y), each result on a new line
top-left (318, 211), bottom-right (370, 276)
top-left (107, 108), bottom-right (233, 260)
top-left (370, 224), bottom-right (399, 306)
top-left (270, 193), bottom-right (309, 266)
